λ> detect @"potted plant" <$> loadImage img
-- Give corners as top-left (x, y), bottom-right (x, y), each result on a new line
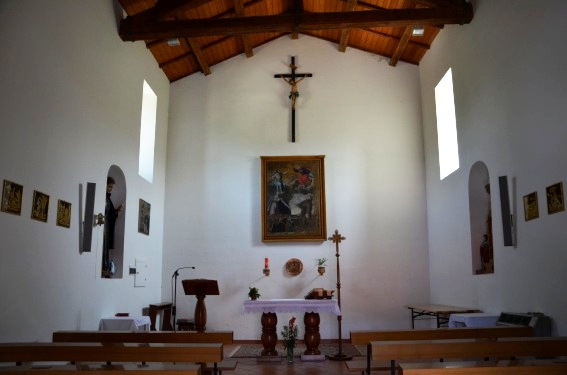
top-left (316, 258), bottom-right (327, 275)
top-left (248, 287), bottom-right (260, 300)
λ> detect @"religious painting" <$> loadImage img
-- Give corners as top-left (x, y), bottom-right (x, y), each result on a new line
top-left (31, 190), bottom-right (49, 222)
top-left (523, 191), bottom-right (539, 221)
top-left (261, 155), bottom-right (327, 242)
top-left (546, 182), bottom-right (564, 215)
top-left (138, 199), bottom-right (150, 235)
top-left (1, 179), bottom-right (23, 215)
top-left (56, 199), bottom-right (71, 228)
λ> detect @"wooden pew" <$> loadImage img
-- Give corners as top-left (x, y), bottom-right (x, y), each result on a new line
top-left (0, 364), bottom-right (201, 375)
top-left (0, 342), bottom-right (222, 374)
top-left (52, 331), bottom-right (235, 374)
top-left (399, 360), bottom-right (567, 374)
top-left (370, 337), bottom-right (567, 375)
top-left (52, 331), bottom-right (233, 345)
top-left (347, 326), bottom-right (534, 374)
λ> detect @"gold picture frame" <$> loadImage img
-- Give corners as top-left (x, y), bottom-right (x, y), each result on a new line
top-left (523, 191), bottom-right (539, 221)
top-left (546, 182), bottom-right (565, 215)
top-left (138, 199), bottom-right (151, 235)
top-left (56, 199), bottom-right (72, 228)
top-left (31, 190), bottom-right (50, 222)
top-left (261, 155), bottom-right (326, 242)
top-left (1, 179), bottom-right (23, 215)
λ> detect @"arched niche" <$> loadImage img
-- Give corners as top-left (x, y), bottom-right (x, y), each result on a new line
top-left (102, 165), bottom-right (126, 279)
top-left (468, 161), bottom-right (494, 275)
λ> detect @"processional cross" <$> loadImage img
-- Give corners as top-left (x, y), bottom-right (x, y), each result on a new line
top-left (274, 56), bottom-right (313, 142)
top-left (327, 229), bottom-right (352, 361)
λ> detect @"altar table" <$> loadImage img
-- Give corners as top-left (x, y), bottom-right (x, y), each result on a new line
top-left (98, 316), bottom-right (151, 332)
top-left (243, 299), bottom-right (340, 357)
top-left (406, 304), bottom-right (481, 328)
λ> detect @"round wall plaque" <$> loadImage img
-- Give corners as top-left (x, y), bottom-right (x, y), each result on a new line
top-left (285, 258), bottom-right (303, 276)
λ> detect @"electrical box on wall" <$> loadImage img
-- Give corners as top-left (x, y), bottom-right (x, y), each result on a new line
top-left (134, 258), bottom-right (147, 287)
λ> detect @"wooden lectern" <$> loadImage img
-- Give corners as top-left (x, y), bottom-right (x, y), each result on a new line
top-left (182, 279), bottom-right (219, 332)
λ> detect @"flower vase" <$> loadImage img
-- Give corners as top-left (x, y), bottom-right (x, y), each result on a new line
top-left (286, 347), bottom-right (294, 363)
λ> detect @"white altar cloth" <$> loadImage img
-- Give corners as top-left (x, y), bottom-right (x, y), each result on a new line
top-left (98, 316), bottom-right (151, 331)
top-left (242, 299), bottom-right (341, 315)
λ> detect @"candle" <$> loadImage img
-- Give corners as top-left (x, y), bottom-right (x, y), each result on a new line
top-left (265, 258), bottom-right (269, 269)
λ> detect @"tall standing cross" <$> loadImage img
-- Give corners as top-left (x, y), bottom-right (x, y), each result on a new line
top-left (274, 56), bottom-right (313, 142)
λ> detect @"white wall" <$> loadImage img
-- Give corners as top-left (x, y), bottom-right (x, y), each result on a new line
top-left (420, 0), bottom-right (567, 334)
top-left (164, 36), bottom-right (430, 339)
top-left (0, 0), bottom-right (170, 341)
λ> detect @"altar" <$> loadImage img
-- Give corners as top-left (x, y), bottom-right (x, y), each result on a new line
top-left (242, 299), bottom-right (340, 358)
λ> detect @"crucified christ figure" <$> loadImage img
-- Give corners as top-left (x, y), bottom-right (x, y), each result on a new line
top-left (281, 76), bottom-right (306, 109)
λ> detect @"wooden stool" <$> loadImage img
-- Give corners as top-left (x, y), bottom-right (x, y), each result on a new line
top-left (177, 318), bottom-right (195, 331)
top-left (148, 302), bottom-right (173, 331)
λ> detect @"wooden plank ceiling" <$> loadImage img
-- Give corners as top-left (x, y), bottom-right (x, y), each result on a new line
top-left (118, 0), bottom-right (473, 83)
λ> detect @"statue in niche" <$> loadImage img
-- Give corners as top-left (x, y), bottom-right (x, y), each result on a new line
top-left (481, 183), bottom-right (494, 273)
top-left (102, 177), bottom-right (123, 278)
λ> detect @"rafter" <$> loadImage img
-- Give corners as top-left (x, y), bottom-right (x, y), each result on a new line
top-left (338, 0), bottom-right (358, 52)
top-left (120, 6), bottom-right (474, 41)
top-left (234, 0), bottom-right (253, 57)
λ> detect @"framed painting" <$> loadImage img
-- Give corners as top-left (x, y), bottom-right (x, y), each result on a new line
top-left (261, 155), bottom-right (327, 242)
top-left (138, 199), bottom-right (150, 235)
top-left (56, 199), bottom-right (72, 228)
top-left (1, 179), bottom-right (23, 215)
top-left (546, 182), bottom-right (565, 215)
top-left (31, 190), bottom-right (49, 222)
top-left (523, 191), bottom-right (539, 221)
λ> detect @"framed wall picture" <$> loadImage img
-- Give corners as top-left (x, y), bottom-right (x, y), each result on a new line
top-left (523, 191), bottom-right (539, 221)
top-left (546, 182), bottom-right (565, 215)
top-left (56, 199), bottom-right (72, 228)
top-left (1, 179), bottom-right (23, 215)
top-left (138, 199), bottom-right (150, 235)
top-left (261, 155), bottom-right (327, 242)
top-left (31, 190), bottom-right (49, 222)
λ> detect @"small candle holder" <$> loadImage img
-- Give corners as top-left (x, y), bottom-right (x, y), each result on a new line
top-left (263, 268), bottom-right (270, 276)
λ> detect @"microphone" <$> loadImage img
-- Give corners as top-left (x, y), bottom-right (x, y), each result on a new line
top-left (172, 266), bottom-right (196, 277)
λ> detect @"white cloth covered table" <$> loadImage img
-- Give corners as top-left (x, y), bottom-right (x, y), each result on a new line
top-left (98, 316), bottom-right (151, 331)
top-left (448, 312), bottom-right (499, 328)
top-left (242, 298), bottom-right (341, 315)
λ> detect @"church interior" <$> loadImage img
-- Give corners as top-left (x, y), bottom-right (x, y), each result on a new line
top-left (1, 0), bottom-right (567, 372)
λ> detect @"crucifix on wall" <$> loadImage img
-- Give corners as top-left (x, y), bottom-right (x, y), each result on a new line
top-left (274, 56), bottom-right (313, 142)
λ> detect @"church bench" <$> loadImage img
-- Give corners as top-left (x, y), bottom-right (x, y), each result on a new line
top-left (0, 364), bottom-right (201, 375)
top-left (0, 343), bottom-right (222, 374)
top-left (52, 331), bottom-right (234, 345)
top-left (399, 360), bottom-right (567, 374)
top-left (350, 326), bottom-right (534, 345)
top-left (51, 331), bottom-right (235, 373)
top-left (347, 326), bottom-right (534, 374)
top-left (370, 337), bottom-right (567, 375)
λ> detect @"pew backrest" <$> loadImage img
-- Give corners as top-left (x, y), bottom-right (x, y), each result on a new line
top-left (370, 337), bottom-right (567, 375)
top-left (350, 326), bottom-right (534, 345)
top-left (0, 342), bottom-right (223, 364)
top-left (399, 361), bottom-right (567, 375)
top-left (52, 330), bottom-right (233, 345)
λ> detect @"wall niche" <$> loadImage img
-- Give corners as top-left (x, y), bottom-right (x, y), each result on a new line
top-left (468, 161), bottom-right (494, 274)
top-left (101, 165), bottom-right (126, 279)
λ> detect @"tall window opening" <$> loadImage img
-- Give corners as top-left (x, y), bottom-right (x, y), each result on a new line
top-left (139, 80), bottom-right (157, 183)
top-left (435, 68), bottom-right (459, 180)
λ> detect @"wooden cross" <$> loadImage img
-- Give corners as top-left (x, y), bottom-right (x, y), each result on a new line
top-left (274, 56), bottom-right (313, 142)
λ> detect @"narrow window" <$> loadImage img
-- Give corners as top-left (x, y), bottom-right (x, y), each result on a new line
top-left (435, 68), bottom-right (459, 180)
top-left (139, 80), bottom-right (157, 183)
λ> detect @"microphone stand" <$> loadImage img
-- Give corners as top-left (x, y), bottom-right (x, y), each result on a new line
top-left (171, 266), bottom-right (195, 332)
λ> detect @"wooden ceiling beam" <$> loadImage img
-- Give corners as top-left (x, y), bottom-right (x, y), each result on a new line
top-left (128, 0), bottom-right (214, 22)
top-left (234, 0), bottom-right (253, 57)
top-left (389, 26), bottom-right (413, 66)
top-left (186, 38), bottom-right (211, 75)
top-left (338, 0), bottom-right (358, 53)
top-left (120, 5), bottom-right (474, 41)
